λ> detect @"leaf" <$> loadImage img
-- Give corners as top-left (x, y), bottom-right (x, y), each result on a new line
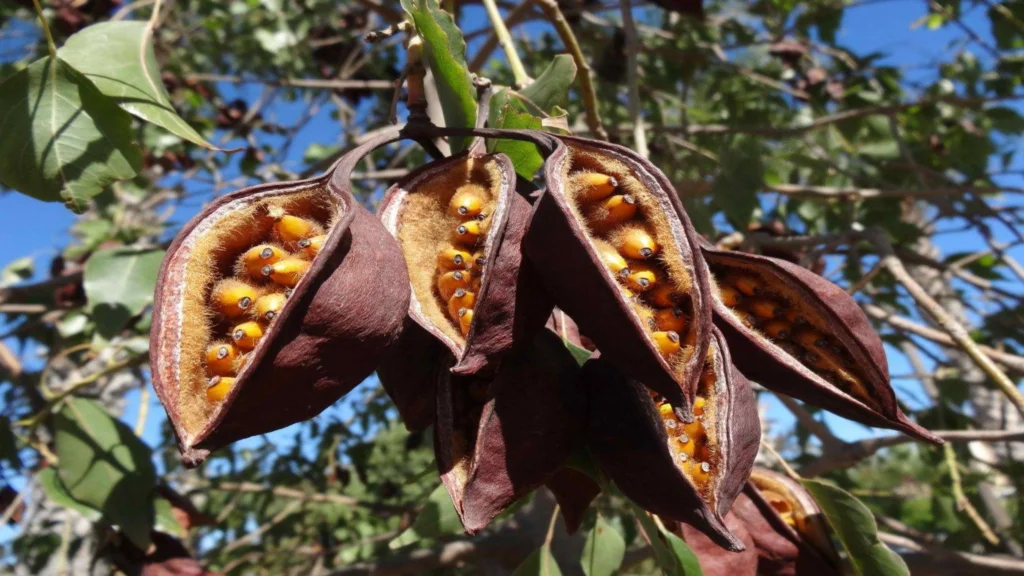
top-left (711, 138), bottom-right (763, 229)
top-left (154, 497), bottom-right (185, 538)
top-left (631, 502), bottom-right (703, 575)
top-left (0, 417), bottom-right (22, 469)
top-left (582, 514), bottom-right (626, 576)
top-left (401, 0), bottom-right (477, 152)
top-left (37, 468), bottom-right (102, 521)
top-left (513, 545), bottom-right (563, 576)
top-left (0, 57), bottom-right (141, 213)
top-left (518, 55), bottom-right (577, 114)
top-left (563, 340), bottom-right (593, 367)
top-left (489, 93), bottom-right (546, 179)
top-left (0, 257), bottom-right (34, 288)
top-left (388, 483), bottom-right (462, 549)
top-left (83, 246), bottom-right (165, 340)
top-left (58, 22), bottom-right (217, 149)
top-left (802, 478), bottom-right (910, 576)
top-left (53, 398), bottom-right (156, 548)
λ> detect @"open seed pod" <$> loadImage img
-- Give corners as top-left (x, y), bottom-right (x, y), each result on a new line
top-left (525, 135), bottom-right (713, 415)
top-left (584, 328), bottom-right (760, 551)
top-left (732, 468), bottom-right (840, 575)
top-left (151, 130), bottom-right (410, 466)
top-left (435, 330), bottom-right (584, 533)
top-left (700, 244), bottom-right (940, 443)
top-left (378, 151), bottom-right (552, 431)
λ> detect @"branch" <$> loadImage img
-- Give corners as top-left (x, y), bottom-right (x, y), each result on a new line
top-left (468, 2), bottom-right (537, 72)
top-left (619, 0), bottom-right (647, 158)
top-left (862, 303), bottom-right (1024, 375)
top-left (481, 0), bottom-right (532, 87)
top-left (879, 531), bottom-right (1024, 575)
top-left (184, 74), bottom-right (393, 91)
top-left (206, 481), bottom-right (410, 515)
top-left (533, 0), bottom-right (607, 140)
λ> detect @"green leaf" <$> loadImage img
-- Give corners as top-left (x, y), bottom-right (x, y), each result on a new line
top-left (0, 417), bottom-right (22, 469)
top-left (711, 138), bottom-right (763, 229)
top-left (53, 398), bottom-right (156, 548)
top-left (987, 106), bottom-right (1024, 134)
top-left (388, 483), bottom-right (461, 548)
top-left (802, 478), bottom-right (910, 576)
top-left (83, 246), bottom-right (165, 340)
top-left (489, 92), bottom-right (545, 179)
top-left (401, 0), bottom-right (477, 152)
top-left (0, 257), bottom-right (34, 288)
top-left (0, 57), bottom-right (141, 212)
top-left (37, 468), bottom-right (102, 521)
top-left (154, 497), bottom-right (185, 538)
top-left (582, 514), bottom-right (626, 576)
top-left (563, 340), bottom-right (593, 367)
top-left (58, 22), bottom-right (217, 149)
top-left (513, 545), bottom-right (563, 576)
top-left (518, 55), bottom-right (577, 114)
top-left (631, 502), bottom-right (703, 575)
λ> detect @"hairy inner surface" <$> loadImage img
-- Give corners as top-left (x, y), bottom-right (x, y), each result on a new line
top-left (653, 342), bottom-right (723, 504)
top-left (708, 262), bottom-right (875, 407)
top-left (396, 156), bottom-right (502, 346)
top-left (560, 146), bottom-right (698, 380)
top-left (176, 185), bottom-right (337, 438)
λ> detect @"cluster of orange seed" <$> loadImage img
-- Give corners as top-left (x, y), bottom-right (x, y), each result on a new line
top-left (717, 272), bottom-right (869, 400)
top-left (436, 185), bottom-right (491, 336)
top-left (653, 366), bottom-right (716, 492)
top-left (575, 172), bottom-right (686, 359)
top-left (203, 212), bottom-right (325, 402)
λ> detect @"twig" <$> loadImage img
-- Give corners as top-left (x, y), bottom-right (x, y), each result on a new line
top-left (774, 394), bottom-right (844, 452)
top-left (533, 0), bottom-right (607, 140)
top-left (862, 304), bottom-right (1024, 374)
top-left (30, 0), bottom-right (56, 58)
top-left (207, 481), bottom-right (410, 515)
top-left (134, 385), bottom-right (149, 437)
top-left (468, 2), bottom-right (537, 72)
top-left (222, 500), bottom-right (303, 554)
top-left (184, 74), bottom-right (393, 91)
top-left (760, 438), bottom-right (801, 481)
top-left (619, 0), bottom-right (647, 158)
top-left (945, 443), bottom-right (1001, 546)
top-left (865, 228), bottom-right (1024, 419)
top-left (481, 0), bottom-right (532, 88)
top-left (879, 531), bottom-right (1024, 574)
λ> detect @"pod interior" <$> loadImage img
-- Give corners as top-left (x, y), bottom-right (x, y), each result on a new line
top-left (163, 183), bottom-right (339, 440)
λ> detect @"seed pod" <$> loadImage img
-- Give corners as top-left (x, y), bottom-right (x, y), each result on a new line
top-left (151, 128), bottom-right (411, 466)
top-left (666, 513), bottom-right (758, 576)
top-left (377, 152), bottom-right (552, 433)
top-left (585, 328), bottom-right (759, 551)
top-left (701, 244), bottom-right (941, 443)
top-left (435, 330), bottom-right (584, 533)
top-left (545, 467), bottom-right (602, 534)
top-left (526, 136), bottom-right (713, 413)
top-left (730, 469), bottom-right (841, 575)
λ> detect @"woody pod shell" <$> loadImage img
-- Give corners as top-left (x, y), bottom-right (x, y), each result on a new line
top-left (701, 243), bottom-right (940, 443)
top-left (524, 135), bottom-right (713, 415)
top-left (151, 129), bottom-right (410, 466)
top-left (583, 328), bottom-right (760, 551)
top-left (377, 150), bottom-right (552, 431)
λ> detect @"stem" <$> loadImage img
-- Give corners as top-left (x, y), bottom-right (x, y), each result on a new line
top-left (533, 0), bottom-right (607, 140)
top-left (866, 228), bottom-right (1024, 419)
top-left (31, 0), bottom-right (56, 59)
top-left (760, 438), bottom-right (801, 481)
top-left (944, 443), bottom-right (1001, 546)
top-left (481, 0), bottom-right (532, 88)
top-left (619, 0), bottom-right (648, 157)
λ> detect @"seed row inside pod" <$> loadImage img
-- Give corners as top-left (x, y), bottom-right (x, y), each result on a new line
top-left (711, 266), bottom-right (875, 406)
top-left (199, 203), bottom-right (329, 404)
top-left (652, 354), bottom-right (721, 501)
top-left (562, 151), bottom-right (699, 373)
top-left (434, 184), bottom-right (492, 336)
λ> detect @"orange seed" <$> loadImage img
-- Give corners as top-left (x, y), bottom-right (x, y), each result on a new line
top-left (573, 172), bottom-right (618, 202)
top-left (231, 321), bottom-right (264, 351)
top-left (449, 185), bottom-right (487, 219)
top-left (253, 292), bottom-right (287, 323)
top-left (458, 307), bottom-right (474, 335)
top-left (264, 257), bottom-right (311, 288)
top-left (211, 279), bottom-right (258, 319)
top-left (297, 234), bottom-right (327, 259)
top-left (453, 220), bottom-right (485, 246)
top-left (448, 289), bottom-right (476, 321)
top-left (616, 227), bottom-right (660, 260)
top-left (206, 376), bottom-right (235, 402)
top-left (437, 270), bottom-right (473, 300)
top-left (437, 247), bottom-right (472, 271)
top-left (654, 307), bottom-right (687, 333)
top-left (240, 244), bottom-right (287, 279)
top-left (653, 330), bottom-right (682, 356)
top-left (205, 342), bottom-right (239, 377)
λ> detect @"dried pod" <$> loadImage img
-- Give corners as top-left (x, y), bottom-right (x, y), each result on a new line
top-left (701, 245), bottom-right (940, 443)
top-left (732, 468), bottom-right (840, 575)
top-left (526, 136), bottom-right (713, 413)
top-left (584, 328), bottom-right (760, 551)
top-left (378, 152), bottom-right (552, 431)
top-left (666, 513), bottom-right (758, 575)
top-left (151, 130), bottom-right (410, 466)
top-left (545, 466), bottom-right (601, 534)
top-left (435, 330), bottom-right (584, 533)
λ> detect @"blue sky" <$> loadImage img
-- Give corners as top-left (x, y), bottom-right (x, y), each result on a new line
top-left (0, 0), bottom-right (1021, 494)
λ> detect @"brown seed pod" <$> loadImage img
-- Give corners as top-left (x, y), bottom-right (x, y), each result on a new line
top-left (151, 129), bottom-right (411, 466)
top-left (525, 136), bottom-right (713, 414)
top-left (667, 513), bottom-right (758, 575)
top-left (583, 328), bottom-right (760, 551)
top-left (377, 152), bottom-right (552, 432)
top-left (732, 469), bottom-right (841, 575)
top-left (701, 244), bottom-right (941, 443)
top-left (545, 466), bottom-right (602, 534)
top-left (435, 330), bottom-right (584, 533)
